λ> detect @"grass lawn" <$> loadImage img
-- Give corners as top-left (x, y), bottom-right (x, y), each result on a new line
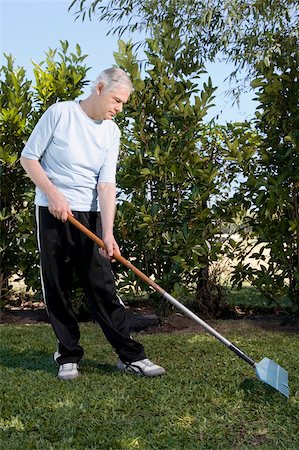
top-left (1, 323), bottom-right (298, 449)
top-left (227, 286), bottom-right (293, 311)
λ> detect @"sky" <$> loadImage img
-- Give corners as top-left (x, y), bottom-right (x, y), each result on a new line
top-left (0, 0), bottom-right (257, 124)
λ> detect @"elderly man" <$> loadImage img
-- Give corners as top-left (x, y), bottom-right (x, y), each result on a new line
top-left (21, 67), bottom-right (165, 380)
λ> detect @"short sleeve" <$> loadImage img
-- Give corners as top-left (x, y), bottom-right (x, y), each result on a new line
top-left (21, 104), bottom-right (61, 160)
top-left (98, 124), bottom-right (121, 183)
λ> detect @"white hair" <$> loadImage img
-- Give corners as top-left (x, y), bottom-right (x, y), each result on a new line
top-left (91, 67), bottom-right (133, 93)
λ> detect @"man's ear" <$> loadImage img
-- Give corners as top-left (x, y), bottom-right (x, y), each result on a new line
top-left (96, 82), bottom-right (105, 95)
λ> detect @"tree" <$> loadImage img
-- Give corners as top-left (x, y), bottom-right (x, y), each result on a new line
top-left (69, 0), bottom-right (299, 311)
top-left (0, 41), bottom-right (89, 302)
top-left (69, 0), bottom-right (298, 94)
top-left (112, 23), bottom-right (232, 316)
top-left (225, 37), bottom-right (299, 310)
top-left (0, 56), bottom-right (33, 300)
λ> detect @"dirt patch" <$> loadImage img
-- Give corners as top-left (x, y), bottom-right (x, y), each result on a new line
top-left (145, 312), bottom-right (299, 334)
top-left (0, 308), bottom-right (49, 324)
top-left (1, 305), bottom-right (298, 334)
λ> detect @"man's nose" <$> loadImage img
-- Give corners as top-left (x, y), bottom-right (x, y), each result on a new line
top-left (115, 103), bottom-right (123, 113)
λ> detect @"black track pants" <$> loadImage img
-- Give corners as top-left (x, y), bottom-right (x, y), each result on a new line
top-left (35, 206), bottom-right (146, 365)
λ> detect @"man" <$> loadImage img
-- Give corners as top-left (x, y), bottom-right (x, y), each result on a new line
top-left (21, 67), bottom-right (165, 380)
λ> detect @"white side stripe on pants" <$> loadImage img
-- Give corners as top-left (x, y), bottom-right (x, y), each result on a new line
top-left (35, 205), bottom-right (48, 314)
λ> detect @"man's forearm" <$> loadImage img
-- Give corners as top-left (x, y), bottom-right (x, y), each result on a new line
top-left (20, 156), bottom-right (58, 199)
top-left (98, 182), bottom-right (116, 234)
top-left (20, 156), bottom-right (72, 221)
top-left (97, 182), bottom-right (120, 257)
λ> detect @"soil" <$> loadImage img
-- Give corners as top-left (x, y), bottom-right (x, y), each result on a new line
top-left (1, 303), bottom-right (298, 335)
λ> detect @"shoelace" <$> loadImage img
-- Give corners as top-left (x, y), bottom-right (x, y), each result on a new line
top-left (60, 363), bottom-right (77, 371)
top-left (139, 359), bottom-right (153, 366)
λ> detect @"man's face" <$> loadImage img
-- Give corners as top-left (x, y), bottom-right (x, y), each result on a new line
top-left (96, 83), bottom-right (130, 120)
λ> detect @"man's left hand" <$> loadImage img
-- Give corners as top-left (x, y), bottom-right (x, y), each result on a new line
top-left (100, 232), bottom-right (120, 260)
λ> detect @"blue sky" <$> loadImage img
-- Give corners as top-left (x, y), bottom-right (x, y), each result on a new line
top-left (1, 0), bottom-right (257, 123)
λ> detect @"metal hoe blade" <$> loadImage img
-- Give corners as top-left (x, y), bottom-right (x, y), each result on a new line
top-left (255, 357), bottom-right (289, 398)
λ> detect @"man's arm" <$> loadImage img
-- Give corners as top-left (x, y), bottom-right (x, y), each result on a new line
top-left (97, 182), bottom-right (120, 258)
top-left (20, 156), bottom-right (72, 222)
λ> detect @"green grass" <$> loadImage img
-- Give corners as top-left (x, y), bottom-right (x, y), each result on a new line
top-left (227, 286), bottom-right (293, 311)
top-left (122, 285), bottom-right (294, 314)
top-left (1, 323), bottom-right (298, 449)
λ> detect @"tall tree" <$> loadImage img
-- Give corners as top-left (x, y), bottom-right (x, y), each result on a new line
top-left (69, 0), bottom-right (298, 92)
top-left (0, 41), bottom-right (89, 301)
top-left (226, 37), bottom-right (299, 309)
top-left (112, 23), bottom-right (232, 316)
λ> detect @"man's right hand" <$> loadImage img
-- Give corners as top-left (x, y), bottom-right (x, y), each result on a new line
top-left (20, 157), bottom-right (73, 222)
top-left (47, 189), bottom-right (73, 222)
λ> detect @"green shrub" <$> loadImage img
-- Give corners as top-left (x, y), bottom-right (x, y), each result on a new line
top-left (0, 41), bottom-right (89, 303)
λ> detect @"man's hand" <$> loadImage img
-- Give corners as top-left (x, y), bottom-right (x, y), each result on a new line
top-left (98, 182), bottom-right (119, 260)
top-left (100, 231), bottom-right (120, 260)
top-left (47, 188), bottom-right (73, 222)
top-left (20, 157), bottom-right (73, 222)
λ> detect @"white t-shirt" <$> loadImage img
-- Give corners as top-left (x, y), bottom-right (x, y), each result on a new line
top-left (21, 101), bottom-right (121, 211)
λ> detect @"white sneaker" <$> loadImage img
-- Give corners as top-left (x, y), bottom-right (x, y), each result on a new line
top-left (57, 363), bottom-right (79, 380)
top-left (54, 351), bottom-right (79, 381)
top-left (117, 358), bottom-right (166, 377)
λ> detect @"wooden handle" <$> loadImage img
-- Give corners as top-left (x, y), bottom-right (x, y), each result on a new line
top-left (67, 214), bottom-right (165, 295)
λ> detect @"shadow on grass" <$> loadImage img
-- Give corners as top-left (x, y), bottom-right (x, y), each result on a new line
top-left (239, 377), bottom-right (286, 402)
top-left (0, 348), bottom-right (55, 374)
top-left (0, 348), bottom-right (119, 377)
top-left (81, 358), bottom-right (119, 375)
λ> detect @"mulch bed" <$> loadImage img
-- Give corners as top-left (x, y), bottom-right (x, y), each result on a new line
top-left (1, 305), bottom-right (298, 335)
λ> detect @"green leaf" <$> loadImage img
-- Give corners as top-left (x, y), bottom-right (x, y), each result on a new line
top-left (140, 168), bottom-right (151, 175)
